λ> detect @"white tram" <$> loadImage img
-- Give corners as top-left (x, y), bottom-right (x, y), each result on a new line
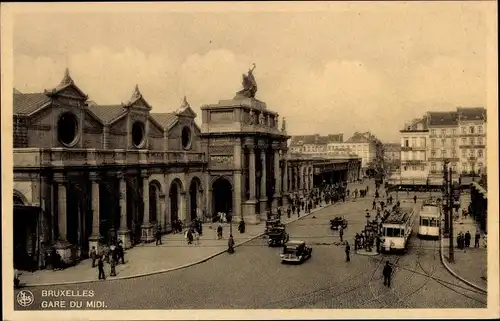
top-left (381, 208), bottom-right (415, 253)
top-left (418, 198), bottom-right (441, 239)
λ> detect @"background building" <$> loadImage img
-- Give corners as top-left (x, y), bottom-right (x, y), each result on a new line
top-left (383, 143), bottom-right (401, 173)
top-left (392, 107), bottom-right (486, 187)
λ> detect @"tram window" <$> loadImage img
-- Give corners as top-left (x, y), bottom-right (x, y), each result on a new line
top-left (421, 218), bottom-right (429, 226)
top-left (394, 229), bottom-right (401, 237)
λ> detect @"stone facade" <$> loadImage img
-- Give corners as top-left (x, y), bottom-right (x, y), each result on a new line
top-left (12, 68), bottom-right (361, 271)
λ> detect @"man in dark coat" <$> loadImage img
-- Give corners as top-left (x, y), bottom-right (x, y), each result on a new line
top-left (345, 241), bottom-right (351, 262)
top-left (465, 231), bottom-right (471, 248)
top-left (156, 226), bottom-right (162, 245)
top-left (413, 195), bottom-right (417, 204)
top-left (383, 261), bottom-right (392, 287)
top-left (97, 257), bottom-right (105, 280)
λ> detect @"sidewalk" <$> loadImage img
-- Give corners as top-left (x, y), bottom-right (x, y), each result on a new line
top-left (440, 216), bottom-right (487, 293)
top-left (20, 201), bottom-right (333, 287)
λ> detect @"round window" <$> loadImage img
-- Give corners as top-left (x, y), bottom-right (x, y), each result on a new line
top-left (132, 121), bottom-right (145, 148)
top-left (181, 126), bottom-right (192, 150)
top-left (57, 112), bottom-right (79, 147)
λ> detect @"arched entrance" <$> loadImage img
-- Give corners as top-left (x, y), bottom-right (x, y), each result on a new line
top-left (169, 179), bottom-right (183, 224)
top-left (149, 180), bottom-right (163, 227)
top-left (212, 177), bottom-right (233, 218)
top-left (13, 190), bottom-right (39, 271)
top-left (189, 178), bottom-right (202, 221)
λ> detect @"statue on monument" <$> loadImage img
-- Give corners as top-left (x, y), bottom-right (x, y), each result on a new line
top-left (235, 63), bottom-right (257, 99)
top-left (281, 117), bottom-right (287, 132)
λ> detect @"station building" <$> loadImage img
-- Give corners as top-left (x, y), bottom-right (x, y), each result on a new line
top-left (12, 68), bottom-right (361, 270)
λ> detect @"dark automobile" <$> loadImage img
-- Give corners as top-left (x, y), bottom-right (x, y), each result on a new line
top-left (280, 240), bottom-right (312, 264)
top-left (330, 216), bottom-right (348, 230)
top-left (267, 226), bottom-right (290, 247)
top-left (265, 218), bottom-right (281, 234)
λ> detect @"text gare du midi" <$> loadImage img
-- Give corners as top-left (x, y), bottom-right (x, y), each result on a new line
top-left (40, 289), bottom-right (106, 309)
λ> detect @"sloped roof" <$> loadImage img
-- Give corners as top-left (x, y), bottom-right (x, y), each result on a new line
top-left (291, 133), bottom-right (343, 146)
top-left (13, 92), bottom-right (51, 115)
top-left (427, 111), bottom-right (458, 126)
top-left (86, 104), bottom-right (127, 124)
top-left (457, 107), bottom-right (486, 121)
top-left (150, 113), bottom-right (178, 129)
top-left (402, 117), bottom-right (428, 131)
top-left (345, 132), bottom-right (371, 144)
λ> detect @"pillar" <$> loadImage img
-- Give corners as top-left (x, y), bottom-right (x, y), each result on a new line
top-left (141, 171), bottom-right (154, 243)
top-left (272, 142), bottom-right (282, 212)
top-left (233, 141), bottom-right (243, 222)
top-left (259, 141), bottom-right (268, 220)
top-left (180, 191), bottom-right (187, 223)
top-left (282, 154), bottom-right (289, 208)
top-left (159, 194), bottom-right (167, 232)
top-left (242, 140), bottom-right (259, 224)
top-left (300, 166), bottom-right (305, 190)
top-left (88, 172), bottom-right (102, 252)
top-left (117, 172), bottom-right (131, 249)
top-left (54, 173), bottom-right (72, 264)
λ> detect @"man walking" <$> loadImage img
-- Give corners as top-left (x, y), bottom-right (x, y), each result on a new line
top-left (372, 199), bottom-right (376, 210)
top-left (156, 226), bottom-right (162, 245)
top-left (465, 231), bottom-right (471, 248)
top-left (474, 230), bottom-right (481, 248)
top-left (90, 246), bottom-right (97, 268)
top-left (383, 261), bottom-right (392, 288)
top-left (413, 195), bottom-right (417, 204)
top-left (97, 257), bottom-right (105, 280)
top-left (339, 226), bottom-right (344, 243)
top-left (345, 241), bottom-right (351, 262)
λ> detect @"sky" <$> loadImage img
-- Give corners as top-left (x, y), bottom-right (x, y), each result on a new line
top-left (10, 2), bottom-right (493, 142)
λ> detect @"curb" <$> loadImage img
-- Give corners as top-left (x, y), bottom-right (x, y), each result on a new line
top-left (355, 250), bottom-right (380, 256)
top-left (23, 200), bottom-right (337, 288)
top-left (439, 230), bottom-right (487, 294)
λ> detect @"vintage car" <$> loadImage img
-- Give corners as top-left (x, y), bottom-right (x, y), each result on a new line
top-left (280, 240), bottom-right (312, 264)
top-left (267, 226), bottom-right (290, 247)
top-left (329, 216), bottom-right (348, 230)
top-left (265, 218), bottom-right (281, 234)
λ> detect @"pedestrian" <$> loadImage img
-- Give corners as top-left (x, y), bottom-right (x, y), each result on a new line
top-left (238, 219), bottom-right (246, 233)
top-left (90, 246), bottom-right (97, 268)
top-left (287, 207), bottom-right (291, 218)
top-left (354, 233), bottom-right (359, 251)
top-left (97, 257), bottom-right (105, 280)
top-left (465, 231), bottom-right (471, 248)
top-left (187, 229), bottom-right (194, 244)
top-left (156, 226), bottom-right (162, 245)
top-left (110, 257), bottom-right (117, 277)
top-left (228, 234), bottom-right (235, 254)
top-left (413, 195), bottom-right (417, 204)
top-left (345, 241), bottom-right (351, 262)
top-left (372, 200), bottom-right (376, 210)
top-left (339, 226), bottom-right (344, 243)
top-left (217, 224), bottom-right (223, 240)
top-left (475, 230), bottom-right (481, 248)
top-left (194, 230), bottom-right (200, 245)
top-left (117, 242), bottom-right (125, 264)
top-left (383, 261), bottom-right (392, 287)
top-left (291, 204), bottom-right (296, 215)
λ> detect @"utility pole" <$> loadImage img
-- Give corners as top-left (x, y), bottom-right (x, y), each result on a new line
top-left (443, 160), bottom-right (449, 236)
top-left (448, 167), bottom-right (455, 263)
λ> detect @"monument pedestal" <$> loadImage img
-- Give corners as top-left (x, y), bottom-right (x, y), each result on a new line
top-left (54, 240), bottom-right (73, 265)
top-left (117, 229), bottom-right (132, 249)
top-left (242, 200), bottom-right (260, 224)
top-left (140, 223), bottom-right (154, 243)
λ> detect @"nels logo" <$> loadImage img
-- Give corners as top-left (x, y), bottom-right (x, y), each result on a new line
top-left (17, 290), bottom-right (35, 307)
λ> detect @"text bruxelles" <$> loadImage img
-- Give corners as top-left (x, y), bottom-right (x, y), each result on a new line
top-left (41, 290), bottom-right (95, 298)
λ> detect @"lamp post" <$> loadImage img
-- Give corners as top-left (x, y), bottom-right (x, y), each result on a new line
top-left (443, 160), bottom-right (450, 235)
top-left (448, 167), bottom-right (455, 263)
top-left (365, 210), bottom-right (371, 232)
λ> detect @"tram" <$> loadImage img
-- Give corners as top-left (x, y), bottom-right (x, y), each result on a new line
top-left (381, 208), bottom-right (415, 253)
top-left (418, 198), bottom-right (441, 239)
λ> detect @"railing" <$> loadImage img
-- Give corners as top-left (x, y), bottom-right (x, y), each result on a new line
top-left (13, 148), bottom-right (206, 168)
